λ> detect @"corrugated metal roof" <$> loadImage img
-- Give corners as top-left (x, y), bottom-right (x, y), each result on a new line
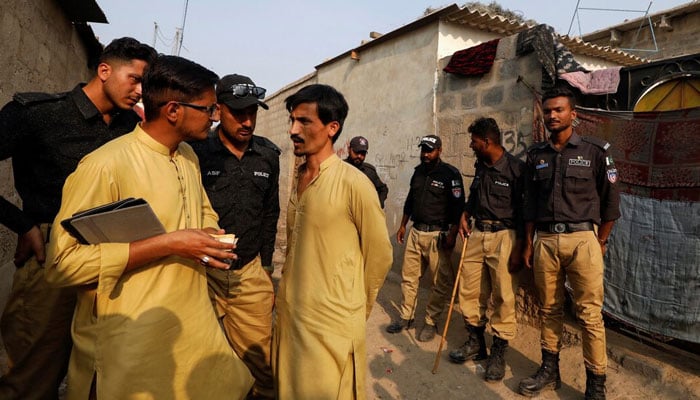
top-left (447, 6), bottom-right (646, 66)
top-left (315, 4), bottom-right (647, 71)
top-left (56, 0), bottom-right (108, 23)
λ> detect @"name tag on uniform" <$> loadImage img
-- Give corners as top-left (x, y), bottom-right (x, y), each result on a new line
top-left (430, 180), bottom-right (445, 189)
top-left (254, 171), bottom-right (270, 178)
top-left (535, 163), bottom-right (549, 170)
top-left (207, 170), bottom-right (221, 176)
top-left (568, 158), bottom-right (591, 167)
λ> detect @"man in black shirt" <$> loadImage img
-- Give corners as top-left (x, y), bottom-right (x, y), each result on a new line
top-left (190, 74), bottom-right (279, 400)
top-left (344, 136), bottom-right (389, 208)
top-left (447, 118), bottom-right (525, 383)
top-left (386, 135), bottom-right (464, 342)
top-left (519, 87), bottom-right (620, 400)
top-left (0, 37), bottom-right (156, 399)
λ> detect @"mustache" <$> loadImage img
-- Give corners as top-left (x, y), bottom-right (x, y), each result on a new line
top-left (290, 135), bottom-right (304, 143)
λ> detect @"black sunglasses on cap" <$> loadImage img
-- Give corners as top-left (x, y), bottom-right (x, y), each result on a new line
top-left (229, 84), bottom-right (266, 99)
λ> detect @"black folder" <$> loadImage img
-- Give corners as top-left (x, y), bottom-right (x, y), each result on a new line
top-left (60, 198), bottom-right (166, 244)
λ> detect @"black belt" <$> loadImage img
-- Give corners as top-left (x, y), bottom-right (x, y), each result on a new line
top-left (413, 222), bottom-right (447, 232)
top-left (536, 222), bottom-right (594, 233)
top-left (475, 220), bottom-right (510, 232)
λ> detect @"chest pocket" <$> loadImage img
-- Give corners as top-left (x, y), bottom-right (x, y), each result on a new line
top-left (489, 178), bottom-right (511, 199)
top-left (251, 173), bottom-right (271, 194)
top-left (564, 166), bottom-right (592, 195)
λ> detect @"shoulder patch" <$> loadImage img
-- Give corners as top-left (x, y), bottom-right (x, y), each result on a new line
top-left (253, 135), bottom-right (282, 156)
top-left (581, 136), bottom-right (611, 151)
top-left (13, 91), bottom-right (68, 106)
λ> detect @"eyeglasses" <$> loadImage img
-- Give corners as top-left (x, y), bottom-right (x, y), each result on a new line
top-left (228, 84), bottom-right (266, 99)
top-left (159, 101), bottom-right (218, 118)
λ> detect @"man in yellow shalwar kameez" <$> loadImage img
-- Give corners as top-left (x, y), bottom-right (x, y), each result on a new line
top-left (272, 84), bottom-right (393, 400)
top-left (46, 55), bottom-right (253, 400)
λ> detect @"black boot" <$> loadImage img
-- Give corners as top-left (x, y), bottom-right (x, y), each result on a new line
top-left (518, 349), bottom-right (561, 397)
top-left (386, 318), bottom-right (414, 333)
top-left (448, 325), bottom-right (487, 363)
top-left (484, 337), bottom-right (508, 382)
top-left (584, 369), bottom-right (606, 400)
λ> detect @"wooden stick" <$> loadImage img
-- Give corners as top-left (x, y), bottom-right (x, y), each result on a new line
top-left (432, 236), bottom-right (469, 374)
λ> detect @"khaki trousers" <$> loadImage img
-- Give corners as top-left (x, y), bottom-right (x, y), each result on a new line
top-left (212, 256), bottom-right (275, 399)
top-left (0, 224), bottom-right (75, 400)
top-left (534, 230), bottom-right (607, 374)
top-left (398, 227), bottom-right (454, 325)
top-left (457, 228), bottom-right (518, 340)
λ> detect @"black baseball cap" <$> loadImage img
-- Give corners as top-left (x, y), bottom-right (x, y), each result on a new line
top-left (349, 136), bottom-right (369, 152)
top-left (418, 135), bottom-right (442, 150)
top-left (216, 74), bottom-right (269, 110)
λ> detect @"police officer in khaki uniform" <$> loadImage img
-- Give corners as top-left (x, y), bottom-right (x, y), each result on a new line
top-left (386, 135), bottom-right (464, 342)
top-left (519, 87), bottom-right (620, 400)
top-left (448, 118), bottom-right (525, 383)
top-left (190, 74), bottom-right (279, 399)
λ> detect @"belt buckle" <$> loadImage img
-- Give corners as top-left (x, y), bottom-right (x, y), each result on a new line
top-left (553, 223), bottom-right (567, 233)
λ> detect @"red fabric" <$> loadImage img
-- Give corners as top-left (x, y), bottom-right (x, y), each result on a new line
top-left (443, 39), bottom-right (500, 77)
top-left (576, 107), bottom-right (700, 201)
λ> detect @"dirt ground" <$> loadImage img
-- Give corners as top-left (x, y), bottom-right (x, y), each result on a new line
top-left (365, 268), bottom-right (698, 400)
top-left (0, 261), bottom-right (697, 399)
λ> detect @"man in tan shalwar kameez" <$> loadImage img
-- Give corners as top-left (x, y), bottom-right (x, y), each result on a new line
top-left (272, 84), bottom-right (393, 399)
top-left (46, 55), bottom-right (253, 400)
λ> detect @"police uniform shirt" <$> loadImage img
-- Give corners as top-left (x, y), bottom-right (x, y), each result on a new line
top-left (344, 159), bottom-right (389, 208)
top-left (191, 131), bottom-right (280, 267)
top-left (403, 160), bottom-right (464, 226)
top-left (465, 150), bottom-right (526, 232)
top-left (523, 132), bottom-right (621, 224)
top-left (0, 84), bottom-right (141, 226)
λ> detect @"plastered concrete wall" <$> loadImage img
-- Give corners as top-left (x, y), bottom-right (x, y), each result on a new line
top-left (0, 0), bottom-right (93, 265)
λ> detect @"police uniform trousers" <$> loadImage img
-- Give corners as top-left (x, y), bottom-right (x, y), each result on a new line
top-left (457, 228), bottom-right (518, 340)
top-left (398, 227), bottom-right (455, 325)
top-left (212, 256), bottom-right (275, 399)
top-left (533, 230), bottom-right (607, 374)
top-left (0, 224), bottom-right (75, 400)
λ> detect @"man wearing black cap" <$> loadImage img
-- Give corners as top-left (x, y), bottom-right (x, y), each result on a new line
top-left (345, 136), bottom-right (389, 208)
top-left (387, 135), bottom-right (464, 342)
top-left (190, 74), bottom-right (280, 399)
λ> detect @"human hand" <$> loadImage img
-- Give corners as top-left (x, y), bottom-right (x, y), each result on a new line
top-left (14, 226), bottom-right (45, 267)
top-left (458, 213), bottom-right (471, 240)
top-left (167, 229), bottom-right (237, 270)
top-left (522, 242), bottom-right (533, 270)
top-left (396, 226), bottom-right (406, 245)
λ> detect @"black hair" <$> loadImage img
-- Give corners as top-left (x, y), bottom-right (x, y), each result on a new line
top-left (468, 117), bottom-right (501, 144)
top-left (542, 87), bottom-right (577, 108)
top-left (141, 55), bottom-right (219, 121)
top-left (98, 37), bottom-right (157, 68)
top-left (285, 84), bottom-right (349, 143)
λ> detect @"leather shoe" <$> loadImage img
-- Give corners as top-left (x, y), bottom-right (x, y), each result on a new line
top-left (386, 318), bottom-right (413, 333)
top-left (417, 323), bottom-right (437, 342)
